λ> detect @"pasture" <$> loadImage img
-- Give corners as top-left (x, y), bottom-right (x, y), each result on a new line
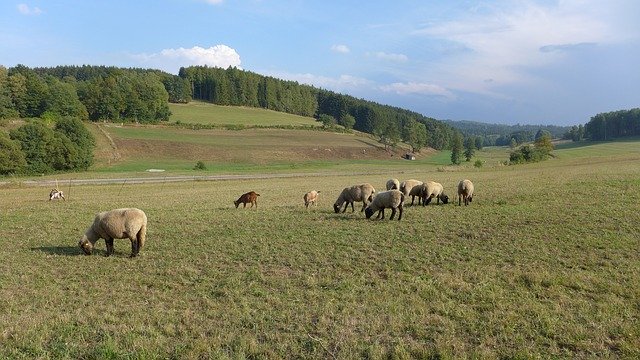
top-left (1, 140), bottom-right (639, 358)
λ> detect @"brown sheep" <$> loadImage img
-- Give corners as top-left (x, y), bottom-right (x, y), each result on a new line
top-left (234, 191), bottom-right (260, 208)
top-left (303, 190), bottom-right (321, 208)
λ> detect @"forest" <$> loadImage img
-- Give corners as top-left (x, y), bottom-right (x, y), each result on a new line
top-left (584, 108), bottom-right (640, 141)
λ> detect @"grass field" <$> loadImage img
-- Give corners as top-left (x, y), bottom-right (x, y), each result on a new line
top-left (1, 139), bottom-right (639, 358)
top-left (168, 101), bottom-right (320, 127)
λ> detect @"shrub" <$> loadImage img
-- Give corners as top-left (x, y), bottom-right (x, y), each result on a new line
top-left (0, 132), bottom-right (27, 174)
top-left (193, 161), bottom-right (207, 170)
top-left (474, 159), bottom-right (483, 168)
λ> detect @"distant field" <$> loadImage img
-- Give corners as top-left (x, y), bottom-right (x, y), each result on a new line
top-left (168, 101), bottom-right (320, 127)
top-left (1, 139), bottom-right (639, 358)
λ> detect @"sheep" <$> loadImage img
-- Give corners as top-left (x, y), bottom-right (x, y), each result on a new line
top-left (364, 190), bottom-right (405, 220)
top-left (408, 183), bottom-right (428, 206)
top-left (458, 179), bottom-right (474, 206)
top-left (49, 189), bottom-right (65, 201)
top-left (234, 191), bottom-right (260, 208)
top-left (303, 190), bottom-right (321, 208)
top-left (333, 183), bottom-right (376, 213)
top-left (399, 179), bottom-right (423, 197)
top-left (421, 181), bottom-right (449, 206)
top-left (78, 208), bottom-right (147, 257)
top-left (386, 178), bottom-right (400, 190)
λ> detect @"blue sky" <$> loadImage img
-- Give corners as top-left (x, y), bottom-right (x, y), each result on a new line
top-left (1, 1), bottom-right (638, 126)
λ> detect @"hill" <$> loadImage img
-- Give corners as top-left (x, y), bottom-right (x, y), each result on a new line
top-left (443, 119), bottom-right (571, 145)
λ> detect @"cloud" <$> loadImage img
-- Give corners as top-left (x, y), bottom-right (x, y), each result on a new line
top-left (132, 45), bottom-right (241, 73)
top-left (372, 52), bottom-right (408, 62)
top-left (17, 3), bottom-right (42, 15)
top-left (331, 44), bottom-right (350, 54)
top-left (265, 71), bottom-right (370, 91)
top-left (201, 0), bottom-right (224, 4)
top-left (411, 0), bottom-right (633, 95)
top-left (380, 82), bottom-right (454, 99)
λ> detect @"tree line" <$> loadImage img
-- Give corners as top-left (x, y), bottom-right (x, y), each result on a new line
top-left (178, 66), bottom-right (459, 151)
top-left (583, 108), bottom-right (640, 141)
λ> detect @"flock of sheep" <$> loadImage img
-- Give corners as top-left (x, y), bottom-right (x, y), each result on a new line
top-left (70, 178), bottom-right (474, 258)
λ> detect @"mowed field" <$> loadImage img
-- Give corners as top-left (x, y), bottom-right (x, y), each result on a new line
top-left (1, 135), bottom-right (639, 358)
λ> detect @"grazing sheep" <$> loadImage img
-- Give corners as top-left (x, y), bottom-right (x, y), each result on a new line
top-left (365, 190), bottom-right (405, 220)
top-left (422, 181), bottom-right (449, 205)
top-left (333, 183), bottom-right (376, 213)
top-left (399, 179), bottom-right (423, 197)
top-left (78, 208), bottom-right (147, 257)
top-left (49, 189), bottom-right (65, 201)
top-left (408, 183), bottom-right (428, 206)
top-left (386, 178), bottom-right (400, 190)
top-left (458, 179), bottom-right (474, 206)
top-left (234, 191), bottom-right (260, 208)
top-left (303, 190), bottom-right (321, 208)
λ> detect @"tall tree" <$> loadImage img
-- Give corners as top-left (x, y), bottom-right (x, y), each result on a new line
top-left (451, 133), bottom-right (464, 165)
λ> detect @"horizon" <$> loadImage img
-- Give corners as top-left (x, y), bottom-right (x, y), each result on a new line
top-left (1, 1), bottom-right (638, 126)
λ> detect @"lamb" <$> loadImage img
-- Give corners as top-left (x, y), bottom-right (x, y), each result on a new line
top-left (364, 190), bottom-right (405, 220)
top-left (234, 191), bottom-right (260, 208)
top-left (78, 208), bottom-right (147, 257)
top-left (408, 183), bottom-right (428, 206)
top-left (49, 189), bottom-right (65, 201)
top-left (399, 179), bottom-right (423, 197)
top-left (333, 183), bottom-right (376, 213)
top-left (386, 178), bottom-right (400, 190)
top-left (303, 190), bottom-right (321, 208)
top-left (457, 179), bottom-right (474, 206)
top-left (421, 181), bottom-right (449, 206)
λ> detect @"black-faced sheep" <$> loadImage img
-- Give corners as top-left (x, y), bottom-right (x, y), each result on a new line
top-left (365, 190), bottom-right (405, 220)
top-left (422, 181), bottom-right (449, 205)
top-left (458, 179), bottom-right (474, 206)
top-left (333, 183), bottom-right (376, 213)
top-left (78, 208), bottom-right (147, 257)
top-left (234, 191), bottom-right (260, 208)
top-left (399, 179), bottom-right (423, 197)
top-left (408, 183), bottom-right (428, 206)
top-left (386, 178), bottom-right (400, 190)
top-left (303, 190), bottom-right (320, 208)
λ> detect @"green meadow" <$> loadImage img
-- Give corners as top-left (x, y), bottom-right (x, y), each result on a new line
top-left (1, 132), bottom-right (639, 358)
top-left (2, 104), bottom-right (640, 358)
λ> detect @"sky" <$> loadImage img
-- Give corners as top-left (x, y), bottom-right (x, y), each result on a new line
top-left (1, 0), bottom-right (639, 126)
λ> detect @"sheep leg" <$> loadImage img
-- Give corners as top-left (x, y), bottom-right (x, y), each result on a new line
top-left (397, 205), bottom-right (403, 221)
top-left (350, 202), bottom-right (355, 212)
top-left (390, 207), bottom-right (397, 220)
top-left (129, 238), bottom-right (139, 257)
top-left (105, 238), bottom-right (114, 257)
top-left (424, 196), bottom-right (432, 205)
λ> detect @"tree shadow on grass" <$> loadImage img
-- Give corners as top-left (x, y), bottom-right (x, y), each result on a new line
top-left (31, 245), bottom-right (82, 256)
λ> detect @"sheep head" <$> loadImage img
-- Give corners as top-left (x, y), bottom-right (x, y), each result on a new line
top-left (364, 207), bottom-right (375, 219)
top-left (78, 238), bottom-right (93, 255)
top-left (333, 204), bottom-right (341, 213)
top-left (440, 194), bottom-right (449, 204)
top-left (233, 200), bottom-right (240, 208)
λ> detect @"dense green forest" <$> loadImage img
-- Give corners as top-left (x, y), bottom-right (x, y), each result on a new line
top-left (584, 108), bottom-right (640, 141)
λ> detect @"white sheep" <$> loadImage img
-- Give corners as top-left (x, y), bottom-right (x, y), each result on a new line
top-left (333, 183), bottom-right (376, 213)
top-left (303, 190), bottom-right (321, 208)
top-left (399, 179), bottom-right (423, 197)
top-left (457, 179), bottom-right (474, 206)
top-left (364, 190), bottom-right (405, 220)
top-left (386, 178), bottom-right (400, 190)
top-left (49, 189), bottom-right (65, 201)
top-left (422, 181), bottom-right (449, 206)
top-left (78, 208), bottom-right (147, 257)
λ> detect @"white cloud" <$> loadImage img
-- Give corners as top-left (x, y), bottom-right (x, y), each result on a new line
top-left (17, 3), bottom-right (42, 15)
top-left (265, 71), bottom-right (370, 91)
top-left (331, 44), bottom-right (350, 54)
top-left (372, 52), bottom-right (408, 62)
top-left (132, 45), bottom-right (241, 73)
top-left (380, 82), bottom-right (454, 99)
top-left (411, 0), bottom-right (635, 95)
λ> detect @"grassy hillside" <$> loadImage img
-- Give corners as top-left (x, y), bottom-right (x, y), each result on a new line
top-left (168, 101), bottom-right (320, 127)
top-left (1, 139), bottom-right (639, 358)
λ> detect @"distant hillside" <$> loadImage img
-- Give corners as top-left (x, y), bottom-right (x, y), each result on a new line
top-left (443, 119), bottom-right (571, 146)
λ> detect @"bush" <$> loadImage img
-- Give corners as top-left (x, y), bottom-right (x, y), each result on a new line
top-left (474, 159), bottom-right (483, 168)
top-left (0, 132), bottom-right (27, 174)
top-left (193, 161), bottom-right (207, 170)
